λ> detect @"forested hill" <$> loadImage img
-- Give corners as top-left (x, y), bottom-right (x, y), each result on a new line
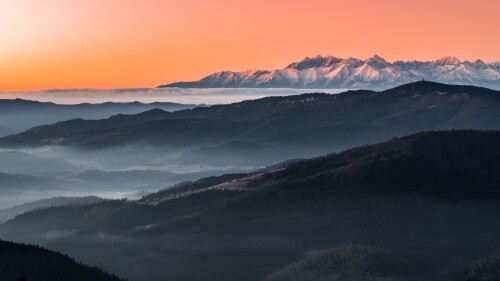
top-left (3, 130), bottom-right (500, 281)
top-left (0, 240), bottom-right (125, 281)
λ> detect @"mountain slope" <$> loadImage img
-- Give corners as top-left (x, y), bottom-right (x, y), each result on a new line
top-left (159, 55), bottom-right (500, 90)
top-left (2, 131), bottom-right (500, 281)
top-left (0, 239), bottom-right (124, 281)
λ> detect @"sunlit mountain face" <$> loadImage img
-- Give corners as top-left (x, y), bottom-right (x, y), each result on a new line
top-left (161, 55), bottom-right (500, 90)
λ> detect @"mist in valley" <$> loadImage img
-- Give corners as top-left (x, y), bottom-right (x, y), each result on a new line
top-left (0, 87), bottom-right (345, 105)
top-left (2, 83), bottom-right (500, 281)
top-left (0, 144), bottom-right (264, 209)
top-left (0, 88), bottom-right (333, 209)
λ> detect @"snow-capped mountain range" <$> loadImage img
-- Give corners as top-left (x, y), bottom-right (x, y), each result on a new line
top-left (159, 55), bottom-right (500, 90)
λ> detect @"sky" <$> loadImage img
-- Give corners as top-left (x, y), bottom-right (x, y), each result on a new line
top-left (1, 0), bottom-right (499, 91)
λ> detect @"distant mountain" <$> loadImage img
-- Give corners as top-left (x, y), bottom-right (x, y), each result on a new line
top-left (2, 130), bottom-right (500, 281)
top-left (159, 55), bottom-right (500, 90)
top-left (3, 82), bottom-right (500, 168)
top-left (0, 99), bottom-right (199, 137)
top-left (0, 196), bottom-right (104, 223)
top-left (0, 239), bottom-right (124, 281)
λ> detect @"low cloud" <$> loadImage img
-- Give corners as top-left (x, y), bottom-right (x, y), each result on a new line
top-left (0, 88), bottom-right (345, 105)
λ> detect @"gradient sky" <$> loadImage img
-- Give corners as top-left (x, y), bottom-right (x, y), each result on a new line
top-left (1, 0), bottom-right (499, 91)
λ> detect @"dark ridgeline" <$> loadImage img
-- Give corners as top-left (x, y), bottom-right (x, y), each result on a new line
top-left (0, 98), bottom-right (198, 137)
top-left (2, 130), bottom-right (500, 281)
top-left (0, 240), bottom-right (125, 281)
top-left (0, 196), bottom-right (105, 223)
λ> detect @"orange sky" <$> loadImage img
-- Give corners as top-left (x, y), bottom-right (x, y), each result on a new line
top-left (1, 0), bottom-right (499, 91)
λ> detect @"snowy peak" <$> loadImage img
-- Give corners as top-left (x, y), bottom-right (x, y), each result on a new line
top-left (365, 54), bottom-right (390, 68)
top-left (436, 56), bottom-right (461, 65)
top-left (160, 55), bottom-right (500, 90)
top-left (286, 55), bottom-right (342, 70)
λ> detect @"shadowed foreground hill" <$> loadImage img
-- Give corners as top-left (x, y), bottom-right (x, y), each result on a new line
top-left (0, 239), bottom-right (124, 281)
top-left (269, 130), bottom-right (500, 201)
top-left (1, 131), bottom-right (500, 281)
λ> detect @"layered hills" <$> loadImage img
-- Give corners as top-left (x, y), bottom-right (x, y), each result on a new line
top-left (0, 99), bottom-right (198, 137)
top-left (2, 131), bottom-right (500, 281)
top-left (2, 81), bottom-right (500, 168)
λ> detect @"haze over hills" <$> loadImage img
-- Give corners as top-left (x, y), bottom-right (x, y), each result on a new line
top-left (2, 81), bottom-right (500, 208)
top-left (1, 82), bottom-right (500, 281)
top-left (2, 130), bottom-right (500, 281)
top-left (3, 81), bottom-right (500, 166)
top-left (0, 99), bottom-right (199, 137)
top-left (159, 55), bottom-right (500, 90)
top-left (0, 155), bottom-right (223, 208)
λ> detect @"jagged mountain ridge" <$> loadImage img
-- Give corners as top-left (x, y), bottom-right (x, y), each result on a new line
top-left (160, 55), bottom-right (500, 90)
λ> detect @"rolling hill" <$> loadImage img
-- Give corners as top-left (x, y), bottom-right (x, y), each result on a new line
top-left (1, 130), bottom-right (500, 281)
top-left (0, 196), bottom-right (104, 223)
top-left (2, 81), bottom-right (500, 168)
top-left (0, 99), bottom-right (198, 137)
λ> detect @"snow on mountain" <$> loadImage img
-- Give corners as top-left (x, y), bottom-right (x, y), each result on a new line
top-left (436, 56), bottom-right (462, 65)
top-left (160, 55), bottom-right (500, 90)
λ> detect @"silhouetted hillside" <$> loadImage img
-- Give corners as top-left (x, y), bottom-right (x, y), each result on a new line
top-left (0, 239), bottom-right (124, 281)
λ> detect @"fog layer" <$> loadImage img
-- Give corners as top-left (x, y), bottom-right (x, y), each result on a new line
top-left (0, 88), bottom-right (346, 104)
